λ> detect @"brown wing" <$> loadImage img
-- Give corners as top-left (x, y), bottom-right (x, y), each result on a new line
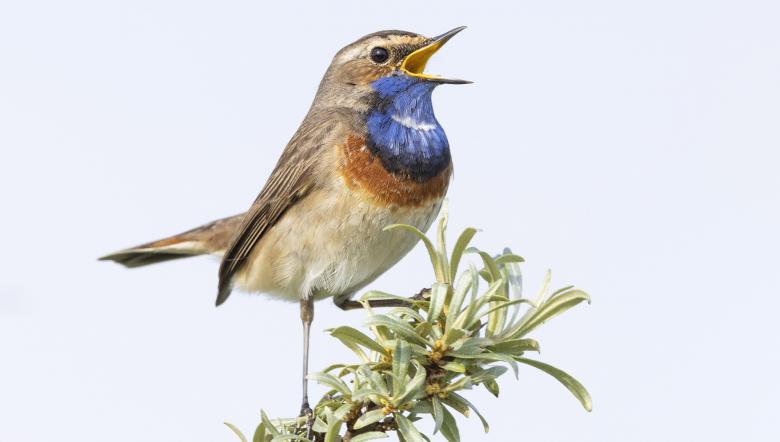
top-left (216, 116), bottom-right (343, 305)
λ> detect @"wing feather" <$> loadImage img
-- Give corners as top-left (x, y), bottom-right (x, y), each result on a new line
top-left (215, 116), bottom-right (344, 305)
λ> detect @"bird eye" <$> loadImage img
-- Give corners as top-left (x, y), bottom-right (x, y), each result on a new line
top-left (370, 47), bottom-right (389, 63)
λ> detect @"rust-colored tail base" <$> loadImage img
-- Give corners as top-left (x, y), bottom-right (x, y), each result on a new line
top-left (99, 214), bottom-right (244, 268)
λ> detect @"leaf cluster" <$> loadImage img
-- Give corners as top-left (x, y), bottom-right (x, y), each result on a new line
top-left (227, 208), bottom-right (590, 441)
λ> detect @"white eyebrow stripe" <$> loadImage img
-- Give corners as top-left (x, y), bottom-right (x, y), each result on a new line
top-left (391, 114), bottom-right (437, 131)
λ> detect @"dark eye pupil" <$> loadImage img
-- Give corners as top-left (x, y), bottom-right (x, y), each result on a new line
top-left (370, 47), bottom-right (389, 63)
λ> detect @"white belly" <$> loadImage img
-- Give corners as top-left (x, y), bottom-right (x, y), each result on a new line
top-left (233, 183), bottom-right (442, 302)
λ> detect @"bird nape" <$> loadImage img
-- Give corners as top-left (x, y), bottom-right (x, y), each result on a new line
top-left (100, 26), bottom-right (469, 434)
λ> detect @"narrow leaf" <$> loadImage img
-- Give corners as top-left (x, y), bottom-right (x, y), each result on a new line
top-left (487, 338), bottom-right (540, 355)
top-left (395, 413), bottom-right (426, 442)
top-left (350, 432), bottom-right (390, 442)
top-left (511, 289), bottom-right (590, 338)
top-left (448, 392), bottom-right (489, 432)
top-left (365, 315), bottom-right (430, 347)
top-left (392, 340), bottom-right (411, 397)
top-left (252, 422), bottom-right (267, 442)
top-left (353, 409), bottom-right (388, 430)
top-left (517, 357), bottom-right (592, 411)
top-left (446, 271), bottom-right (473, 333)
top-left (260, 411), bottom-right (281, 436)
top-left (494, 254), bottom-right (525, 265)
top-left (330, 326), bottom-right (387, 355)
top-left (224, 422), bottom-right (248, 442)
top-left (484, 379), bottom-right (499, 397)
top-left (308, 372), bottom-right (352, 397)
top-left (395, 361), bottom-right (427, 405)
top-left (324, 412), bottom-right (343, 442)
top-left (427, 282), bottom-right (449, 323)
top-left (384, 224), bottom-right (443, 282)
top-left (436, 205), bottom-right (451, 283)
top-left (450, 227), bottom-right (478, 282)
top-left (439, 405), bottom-right (461, 442)
top-left (432, 396), bottom-right (444, 434)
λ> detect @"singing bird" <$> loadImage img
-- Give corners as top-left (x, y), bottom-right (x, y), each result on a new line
top-left (101, 27), bottom-right (469, 417)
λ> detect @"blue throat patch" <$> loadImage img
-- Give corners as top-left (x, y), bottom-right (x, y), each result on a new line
top-left (366, 75), bottom-right (450, 181)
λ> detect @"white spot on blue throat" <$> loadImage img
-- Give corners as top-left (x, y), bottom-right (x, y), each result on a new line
top-left (366, 75), bottom-right (451, 181)
top-left (391, 114), bottom-right (438, 131)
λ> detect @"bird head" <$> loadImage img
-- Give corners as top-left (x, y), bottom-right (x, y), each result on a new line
top-left (312, 27), bottom-right (469, 112)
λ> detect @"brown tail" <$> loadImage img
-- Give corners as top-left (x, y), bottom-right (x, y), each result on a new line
top-left (99, 214), bottom-right (245, 268)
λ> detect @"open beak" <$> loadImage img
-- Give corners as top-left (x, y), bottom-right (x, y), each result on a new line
top-left (400, 26), bottom-right (471, 84)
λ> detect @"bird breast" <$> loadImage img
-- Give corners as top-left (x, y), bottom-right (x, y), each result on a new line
top-left (340, 134), bottom-right (451, 207)
top-left (231, 159), bottom-right (444, 301)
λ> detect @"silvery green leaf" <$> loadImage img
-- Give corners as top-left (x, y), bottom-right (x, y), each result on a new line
top-left (549, 285), bottom-right (576, 298)
top-left (330, 326), bottom-right (387, 355)
top-left (485, 284), bottom-right (509, 337)
top-left (252, 422), bottom-right (267, 442)
top-left (514, 269), bottom-right (551, 326)
top-left (439, 405), bottom-right (461, 442)
top-left (517, 357), bottom-right (592, 411)
top-left (260, 411), bottom-right (281, 436)
top-left (394, 361), bottom-right (427, 406)
top-left (446, 272), bottom-right (473, 333)
top-left (448, 351), bottom-right (518, 377)
top-left (390, 307), bottom-right (426, 323)
top-left (427, 282), bottom-right (449, 323)
top-left (350, 432), bottom-right (390, 442)
top-left (440, 360), bottom-right (466, 373)
top-left (270, 435), bottom-right (309, 442)
top-left (470, 365), bottom-right (508, 384)
top-left (308, 372), bottom-right (352, 397)
top-left (484, 379), bottom-right (499, 397)
top-left (365, 315), bottom-right (429, 346)
top-left (441, 395), bottom-right (469, 417)
top-left (321, 363), bottom-right (349, 373)
top-left (353, 409), bottom-right (387, 430)
top-left (224, 422), bottom-right (248, 442)
top-left (392, 340), bottom-right (411, 397)
top-left (333, 403), bottom-right (355, 421)
top-left (504, 259), bottom-right (524, 325)
top-left (410, 400), bottom-right (433, 414)
top-left (361, 291), bottom-right (409, 302)
top-left (449, 338), bottom-right (482, 355)
top-left (414, 321), bottom-right (432, 339)
top-left (384, 224), bottom-right (443, 282)
top-left (487, 338), bottom-right (540, 355)
top-left (312, 415), bottom-right (329, 433)
top-left (360, 365), bottom-right (391, 396)
top-left (452, 279), bottom-right (504, 331)
top-left (447, 392), bottom-right (489, 432)
top-left (351, 388), bottom-right (383, 404)
top-left (474, 250), bottom-right (502, 282)
top-left (395, 413), bottom-right (426, 442)
top-left (442, 327), bottom-right (466, 347)
top-left (441, 375), bottom-right (472, 394)
top-left (431, 395), bottom-right (444, 434)
top-left (494, 254), bottom-right (525, 265)
top-left (323, 411), bottom-right (343, 442)
top-left (449, 227), bottom-right (477, 282)
top-left (436, 206), bottom-right (451, 283)
top-left (478, 299), bottom-right (533, 329)
top-left (510, 289), bottom-right (590, 338)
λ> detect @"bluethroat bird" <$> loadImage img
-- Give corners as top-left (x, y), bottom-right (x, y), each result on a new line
top-left (101, 27), bottom-right (469, 419)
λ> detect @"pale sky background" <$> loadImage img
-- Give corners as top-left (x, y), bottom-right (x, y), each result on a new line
top-left (1, 1), bottom-right (779, 441)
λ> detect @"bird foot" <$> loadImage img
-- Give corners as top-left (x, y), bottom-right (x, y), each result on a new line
top-left (298, 400), bottom-right (314, 440)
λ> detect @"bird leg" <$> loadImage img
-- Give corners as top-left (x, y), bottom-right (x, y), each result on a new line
top-left (299, 296), bottom-right (315, 437)
top-left (334, 288), bottom-right (430, 311)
